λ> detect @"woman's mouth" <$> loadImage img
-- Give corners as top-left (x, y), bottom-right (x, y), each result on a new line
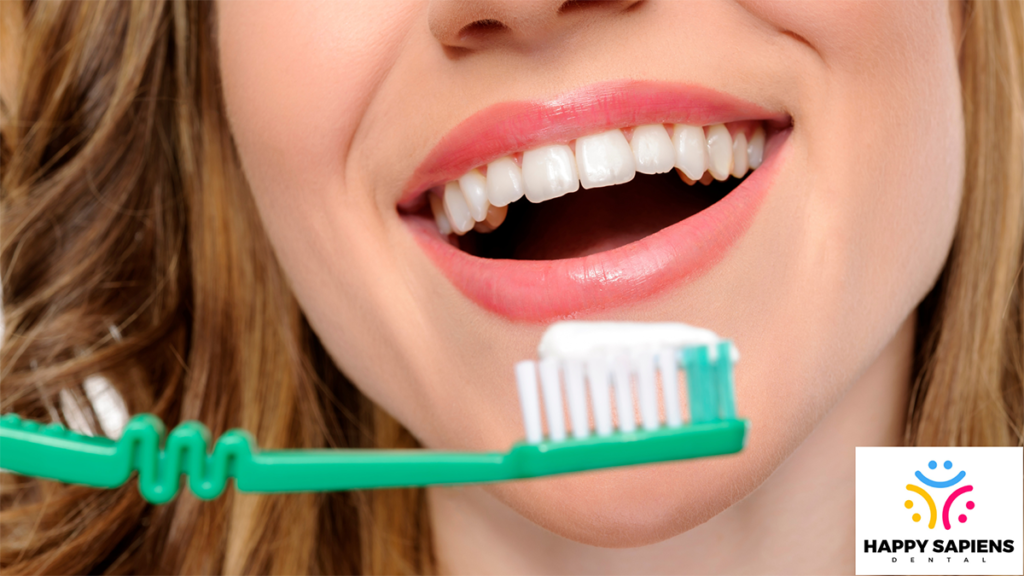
top-left (400, 81), bottom-right (791, 322)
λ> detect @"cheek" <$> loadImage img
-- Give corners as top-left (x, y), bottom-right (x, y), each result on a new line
top-left (217, 2), bottom-right (442, 413)
top-left (217, 0), bottom-right (419, 237)
top-left (752, 0), bottom-right (964, 338)
top-left (719, 1), bottom-right (965, 475)
top-left (812, 1), bottom-right (964, 327)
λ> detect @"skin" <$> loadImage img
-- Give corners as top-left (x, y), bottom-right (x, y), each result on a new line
top-left (218, 1), bottom-right (964, 573)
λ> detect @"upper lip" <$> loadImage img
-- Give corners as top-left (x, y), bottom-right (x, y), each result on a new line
top-left (398, 80), bottom-right (789, 209)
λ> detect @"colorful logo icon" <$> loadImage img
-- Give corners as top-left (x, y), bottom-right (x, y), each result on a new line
top-left (905, 459), bottom-right (975, 530)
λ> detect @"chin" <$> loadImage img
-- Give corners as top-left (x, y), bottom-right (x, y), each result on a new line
top-left (479, 399), bottom-right (790, 541)
top-left (485, 446), bottom-right (776, 548)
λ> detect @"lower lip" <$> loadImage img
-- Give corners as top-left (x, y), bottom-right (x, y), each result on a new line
top-left (409, 132), bottom-right (788, 322)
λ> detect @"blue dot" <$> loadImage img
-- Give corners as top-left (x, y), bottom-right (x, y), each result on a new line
top-left (928, 460), bottom-right (937, 469)
top-left (944, 460), bottom-right (952, 470)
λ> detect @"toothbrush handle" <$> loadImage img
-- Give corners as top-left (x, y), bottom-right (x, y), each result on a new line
top-left (0, 413), bottom-right (512, 503)
top-left (243, 450), bottom-right (510, 492)
top-left (0, 413), bottom-right (126, 486)
top-left (1, 413), bottom-right (749, 505)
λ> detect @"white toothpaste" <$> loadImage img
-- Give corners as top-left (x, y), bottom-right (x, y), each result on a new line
top-left (537, 321), bottom-right (727, 360)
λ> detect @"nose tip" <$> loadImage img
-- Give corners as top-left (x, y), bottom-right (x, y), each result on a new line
top-left (428, 0), bottom-right (642, 53)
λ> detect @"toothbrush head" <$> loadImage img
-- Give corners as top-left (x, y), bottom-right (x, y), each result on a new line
top-left (510, 321), bottom-right (744, 470)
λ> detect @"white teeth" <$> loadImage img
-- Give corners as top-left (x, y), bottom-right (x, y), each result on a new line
top-left (630, 124), bottom-right (675, 175)
top-left (428, 121), bottom-right (769, 236)
top-left (522, 144), bottom-right (579, 203)
top-left (672, 124), bottom-right (709, 181)
top-left (731, 132), bottom-right (749, 178)
top-left (458, 169), bottom-right (490, 222)
top-left (485, 156), bottom-right (524, 207)
top-left (575, 129), bottom-right (636, 189)
top-left (706, 123), bottom-right (733, 181)
top-left (747, 125), bottom-right (765, 169)
top-left (443, 181), bottom-right (474, 235)
top-left (428, 193), bottom-right (452, 236)
top-left (483, 203), bottom-right (507, 228)
top-left (473, 204), bottom-right (508, 233)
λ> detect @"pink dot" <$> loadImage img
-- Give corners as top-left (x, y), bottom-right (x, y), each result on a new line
top-left (966, 501), bottom-right (975, 510)
top-left (958, 514), bottom-right (967, 523)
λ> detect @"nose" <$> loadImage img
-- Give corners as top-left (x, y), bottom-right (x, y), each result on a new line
top-left (428, 0), bottom-right (642, 53)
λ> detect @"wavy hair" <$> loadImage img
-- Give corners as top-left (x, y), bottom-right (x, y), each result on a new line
top-left (1, 2), bottom-right (428, 573)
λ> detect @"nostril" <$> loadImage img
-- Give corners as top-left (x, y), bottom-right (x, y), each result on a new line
top-left (458, 18), bottom-right (510, 41)
top-left (559, 0), bottom-right (644, 14)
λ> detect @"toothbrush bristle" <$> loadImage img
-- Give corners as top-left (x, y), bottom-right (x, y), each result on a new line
top-left (563, 359), bottom-right (590, 440)
top-left (636, 352), bottom-right (660, 431)
top-left (658, 349), bottom-right (683, 428)
top-left (586, 356), bottom-right (614, 437)
top-left (538, 358), bottom-right (567, 442)
top-left (611, 356), bottom-right (636, 433)
top-left (514, 360), bottom-right (544, 444)
top-left (516, 322), bottom-right (738, 444)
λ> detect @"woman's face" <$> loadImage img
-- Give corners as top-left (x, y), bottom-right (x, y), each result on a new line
top-left (218, 0), bottom-right (963, 546)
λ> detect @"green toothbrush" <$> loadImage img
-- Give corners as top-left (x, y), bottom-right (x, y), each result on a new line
top-left (0, 321), bottom-right (748, 505)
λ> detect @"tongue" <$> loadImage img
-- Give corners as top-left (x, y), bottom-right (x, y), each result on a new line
top-left (470, 172), bottom-right (723, 261)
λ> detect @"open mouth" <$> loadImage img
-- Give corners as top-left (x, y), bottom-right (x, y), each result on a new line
top-left (404, 121), bottom-right (769, 261)
top-left (399, 82), bottom-right (790, 321)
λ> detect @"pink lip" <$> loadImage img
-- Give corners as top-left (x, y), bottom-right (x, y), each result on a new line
top-left (399, 81), bottom-right (788, 206)
top-left (402, 81), bottom-right (789, 321)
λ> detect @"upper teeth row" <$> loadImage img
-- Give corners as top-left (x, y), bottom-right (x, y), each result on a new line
top-left (431, 122), bottom-right (767, 236)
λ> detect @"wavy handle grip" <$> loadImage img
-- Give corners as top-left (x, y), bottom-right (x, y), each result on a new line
top-left (0, 413), bottom-right (509, 503)
top-left (127, 417), bottom-right (257, 503)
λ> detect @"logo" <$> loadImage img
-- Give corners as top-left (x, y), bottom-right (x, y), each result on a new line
top-left (904, 459), bottom-right (974, 530)
top-left (856, 447), bottom-right (1022, 575)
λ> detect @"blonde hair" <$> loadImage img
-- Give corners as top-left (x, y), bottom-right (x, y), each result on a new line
top-left (909, 0), bottom-right (1023, 447)
top-left (0, 1), bottom-right (1020, 574)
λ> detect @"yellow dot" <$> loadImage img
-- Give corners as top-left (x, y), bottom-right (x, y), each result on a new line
top-left (904, 500), bottom-right (914, 509)
top-left (912, 513), bottom-right (921, 522)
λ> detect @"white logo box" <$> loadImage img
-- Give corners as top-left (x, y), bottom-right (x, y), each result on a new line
top-left (855, 447), bottom-right (1022, 575)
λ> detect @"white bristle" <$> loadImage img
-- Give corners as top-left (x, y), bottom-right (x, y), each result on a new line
top-left (612, 355), bottom-right (636, 433)
top-left (658, 349), bottom-right (683, 427)
top-left (514, 322), bottom-right (737, 443)
top-left (515, 360), bottom-right (543, 444)
top-left (635, 352), bottom-right (660, 431)
top-left (538, 358), bottom-right (567, 442)
top-left (563, 359), bottom-right (590, 439)
top-left (586, 356), bottom-right (614, 436)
